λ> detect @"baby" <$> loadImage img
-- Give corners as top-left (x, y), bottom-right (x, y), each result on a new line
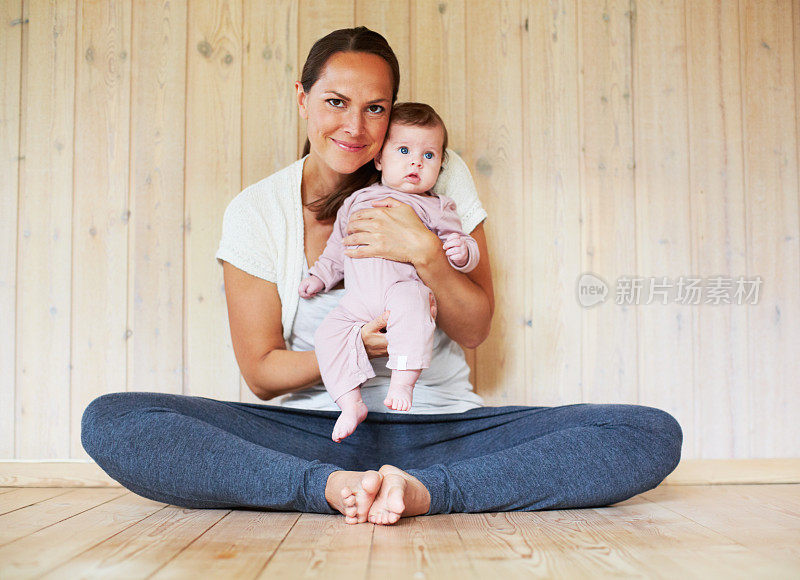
top-left (298, 102), bottom-right (480, 442)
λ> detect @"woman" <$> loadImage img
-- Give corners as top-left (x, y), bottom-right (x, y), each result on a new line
top-left (81, 27), bottom-right (682, 526)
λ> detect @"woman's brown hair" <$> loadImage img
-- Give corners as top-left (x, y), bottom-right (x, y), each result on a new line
top-left (299, 27), bottom-right (400, 221)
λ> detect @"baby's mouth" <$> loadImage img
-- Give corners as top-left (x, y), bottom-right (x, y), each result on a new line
top-left (404, 173), bottom-right (420, 183)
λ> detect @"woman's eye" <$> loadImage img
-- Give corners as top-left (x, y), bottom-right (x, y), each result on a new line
top-left (367, 105), bottom-right (384, 114)
top-left (326, 98), bottom-right (345, 108)
top-left (424, 152), bottom-right (434, 159)
top-left (399, 146), bottom-right (409, 154)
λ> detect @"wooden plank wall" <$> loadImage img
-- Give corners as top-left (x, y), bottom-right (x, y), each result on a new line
top-left (1, 0), bottom-right (798, 460)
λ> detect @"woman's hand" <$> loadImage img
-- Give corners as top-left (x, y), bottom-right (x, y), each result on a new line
top-left (361, 310), bottom-right (391, 359)
top-left (342, 198), bottom-right (439, 267)
top-left (360, 292), bottom-right (438, 360)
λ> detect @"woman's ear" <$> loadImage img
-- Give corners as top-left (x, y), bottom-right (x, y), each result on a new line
top-left (295, 81), bottom-right (308, 120)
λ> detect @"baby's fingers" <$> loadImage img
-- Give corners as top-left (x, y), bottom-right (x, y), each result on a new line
top-left (442, 236), bottom-right (461, 250)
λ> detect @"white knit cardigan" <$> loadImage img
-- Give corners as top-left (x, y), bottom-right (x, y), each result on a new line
top-left (215, 150), bottom-right (488, 343)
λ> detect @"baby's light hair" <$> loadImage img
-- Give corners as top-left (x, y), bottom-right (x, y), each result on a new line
top-left (387, 102), bottom-right (449, 163)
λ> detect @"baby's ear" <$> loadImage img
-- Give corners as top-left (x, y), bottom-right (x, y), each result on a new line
top-left (373, 150), bottom-right (383, 171)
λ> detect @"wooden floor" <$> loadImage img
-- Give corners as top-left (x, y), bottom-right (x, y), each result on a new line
top-left (0, 484), bottom-right (798, 579)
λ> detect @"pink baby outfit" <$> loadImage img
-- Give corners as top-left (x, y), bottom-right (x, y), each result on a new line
top-left (308, 183), bottom-right (480, 404)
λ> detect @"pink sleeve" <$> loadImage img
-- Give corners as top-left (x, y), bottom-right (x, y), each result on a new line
top-left (432, 195), bottom-right (480, 273)
top-left (307, 198), bottom-right (351, 292)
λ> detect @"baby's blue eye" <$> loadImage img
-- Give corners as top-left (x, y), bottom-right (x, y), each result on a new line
top-left (424, 152), bottom-right (434, 159)
top-left (399, 146), bottom-right (408, 154)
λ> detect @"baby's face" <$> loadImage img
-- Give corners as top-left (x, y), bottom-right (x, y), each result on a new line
top-left (374, 123), bottom-right (444, 194)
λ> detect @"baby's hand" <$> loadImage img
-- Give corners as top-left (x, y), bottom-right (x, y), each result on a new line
top-left (443, 232), bottom-right (469, 267)
top-left (299, 275), bottom-right (325, 298)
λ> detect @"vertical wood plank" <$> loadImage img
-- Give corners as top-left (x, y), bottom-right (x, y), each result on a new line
top-left (355, 0), bottom-right (411, 102)
top-left (524, 0), bottom-right (582, 405)
top-left (128, 0), bottom-right (188, 398)
top-left (579, 1), bottom-right (638, 404)
top-left (686, 1), bottom-right (748, 457)
top-left (411, 0), bottom-right (473, 386)
top-left (71, 0), bottom-right (131, 457)
top-left (466, 0), bottom-right (525, 404)
top-left (796, 0), bottom-right (800, 240)
top-left (297, 0), bottom-right (356, 157)
top-left (185, 0), bottom-right (243, 398)
top-left (0, 0), bottom-right (22, 457)
top-left (240, 0), bottom-right (298, 402)
top-left (632, 0), bottom-right (694, 455)
top-left (17, 0), bottom-right (76, 458)
top-left (741, 0), bottom-right (800, 457)
top-left (242, 0), bottom-right (298, 183)
top-left (411, 0), bottom-right (466, 151)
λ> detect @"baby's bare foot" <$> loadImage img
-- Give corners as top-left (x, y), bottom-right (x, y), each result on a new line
top-left (325, 470), bottom-right (383, 524)
top-left (332, 393), bottom-right (369, 442)
top-left (367, 464), bottom-right (431, 525)
top-left (331, 404), bottom-right (368, 442)
top-left (384, 383), bottom-right (414, 411)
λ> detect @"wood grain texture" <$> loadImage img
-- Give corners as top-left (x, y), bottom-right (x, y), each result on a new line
top-left (686, 1), bottom-right (748, 458)
top-left (741, 0), bottom-right (800, 458)
top-left (128, 0), bottom-right (187, 397)
top-left (71, 0), bottom-right (131, 458)
top-left (257, 513), bottom-right (373, 577)
top-left (579, 0), bottom-right (638, 404)
top-left (152, 511), bottom-right (299, 578)
top-left (0, 0), bottom-right (22, 458)
top-left (1, 484), bottom-right (798, 578)
top-left (0, 488), bottom-right (123, 545)
top-left (0, 488), bottom-right (68, 516)
top-left (0, 461), bottom-right (121, 487)
top-left (16, 0), bottom-right (76, 458)
top-left (632, 0), bottom-right (695, 456)
top-left (39, 505), bottom-right (229, 579)
top-left (0, 491), bottom-right (163, 577)
top-left (184, 0), bottom-right (243, 398)
top-left (525, 0), bottom-right (582, 405)
top-left (467, 0), bottom-right (526, 404)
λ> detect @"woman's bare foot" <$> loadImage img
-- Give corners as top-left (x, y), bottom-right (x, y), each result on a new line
top-left (367, 464), bottom-right (431, 525)
top-left (325, 470), bottom-right (383, 524)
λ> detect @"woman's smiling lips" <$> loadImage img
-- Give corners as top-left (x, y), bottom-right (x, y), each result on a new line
top-left (332, 138), bottom-right (366, 152)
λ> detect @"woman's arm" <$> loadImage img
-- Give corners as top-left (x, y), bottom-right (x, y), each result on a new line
top-left (342, 202), bottom-right (494, 348)
top-left (222, 261), bottom-right (323, 400)
top-left (415, 221), bottom-right (494, 348)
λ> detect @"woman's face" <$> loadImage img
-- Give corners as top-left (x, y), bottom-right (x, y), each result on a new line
top-left (296, 51), bottom-right (394, 176)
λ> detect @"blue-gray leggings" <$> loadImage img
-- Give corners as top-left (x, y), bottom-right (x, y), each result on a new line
top-left (80, 392), bottom-right (682, 515)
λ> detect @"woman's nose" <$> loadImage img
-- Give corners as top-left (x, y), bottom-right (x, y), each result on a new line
top-left (343, 110), bottom-right (364, 135)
